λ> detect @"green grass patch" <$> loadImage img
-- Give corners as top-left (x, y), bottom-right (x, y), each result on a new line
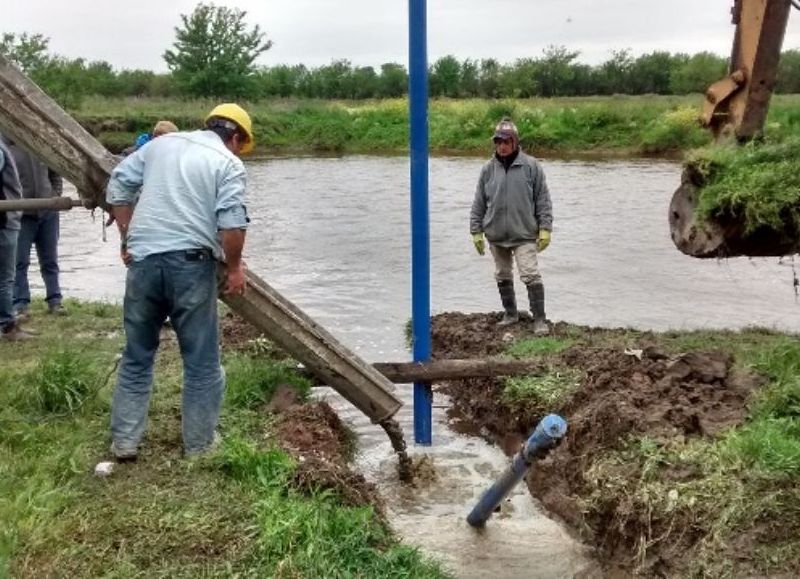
top-left (689, 138), bottom-right (800, 235)
top-left (212, 438), bottom-right (444, 577)
top-left (506, 336), bottom-right (574, 358)
top-left (22, 348), bottom-right (106, 414)
top-left (502, 368), bottom-right (583, 410)
top-left (224, 354), bottom-right (312, 410)
top-left (1, 299), bottom-right (447, 578)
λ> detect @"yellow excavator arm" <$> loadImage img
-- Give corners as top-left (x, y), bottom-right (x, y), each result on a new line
top-left (703, 0), bottom-right (792, 141)
top-left (670, 0), bottom-right (797, 258)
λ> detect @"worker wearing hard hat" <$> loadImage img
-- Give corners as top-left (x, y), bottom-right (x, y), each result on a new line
top-left (470, 118), bottom-right (553, 335)
top-left (105, 103), bottom-right (254, 461)
top-left (121, 120), bottom-right (180, 157)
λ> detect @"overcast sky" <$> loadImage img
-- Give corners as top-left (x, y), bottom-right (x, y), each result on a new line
top-left (4, 0), bottom-right (800, 71)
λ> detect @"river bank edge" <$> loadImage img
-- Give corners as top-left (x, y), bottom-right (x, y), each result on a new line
top-left (74, 94), bottom-right (800, 161)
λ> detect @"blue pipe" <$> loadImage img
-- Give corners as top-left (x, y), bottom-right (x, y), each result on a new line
top-left (409, 0), bottom-right (432, 445)
top-left (467, 414), bottom-right (567, 527)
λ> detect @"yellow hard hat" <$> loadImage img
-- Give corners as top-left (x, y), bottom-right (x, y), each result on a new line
top-left (205, 103), bottom-right (254, 154)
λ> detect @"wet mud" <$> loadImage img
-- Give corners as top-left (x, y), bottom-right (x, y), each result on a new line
top-left (431, 312), bottom-right (763, 575)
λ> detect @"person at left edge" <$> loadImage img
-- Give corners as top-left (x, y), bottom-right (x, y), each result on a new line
top-left (0, 135), bottom-right (66, 318)
top-left (0, 136), bottom-right (33, 340)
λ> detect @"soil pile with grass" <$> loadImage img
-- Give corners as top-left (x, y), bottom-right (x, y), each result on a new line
top-left (430, 312), bottom-right (796, 576)
top-left (275, 397), bottom-right (384, 512)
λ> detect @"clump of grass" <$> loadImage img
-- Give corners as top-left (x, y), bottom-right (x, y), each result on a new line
top-left (502, 367), bottom-right (582, 410)
top-left (506, 336), bottom-right (574, 358)
top-left (224, 355), bottom-right (312, 410)
top-left (24, 349), bottom-right (102, 414)
top-left (722, 418), bottom-right (800, 476)
top-left (689, 138), bottom-right (800, 235)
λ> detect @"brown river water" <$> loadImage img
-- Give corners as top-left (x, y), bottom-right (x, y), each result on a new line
top-left (49, 156), bottom-right (799, 577)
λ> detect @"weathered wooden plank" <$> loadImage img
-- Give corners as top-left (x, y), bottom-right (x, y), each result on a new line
top-left (0, 53), bottom-right (402, 423)
top-left (224, 271), bottom-right (402, 421)
top-left (0, 55), bottom-right (116, 210)
top-left (372, 358), bottom-right (543, 383)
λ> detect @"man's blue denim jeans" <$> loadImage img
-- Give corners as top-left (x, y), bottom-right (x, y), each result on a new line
top-left (111, 251), bottom-right (224, 454)
top-left (14, 212), bottom-right (62, 309)
top-left (0, 228), bottom-right (19, 329)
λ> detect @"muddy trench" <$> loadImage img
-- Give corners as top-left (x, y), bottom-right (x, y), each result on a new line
top-left (430, 312), bottom-right (764, 576)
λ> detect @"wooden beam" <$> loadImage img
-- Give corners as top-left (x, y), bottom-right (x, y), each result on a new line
top-left (374, 358), bottom-right (543, 383)
top-left (301, 358), bottom-right (544, 384)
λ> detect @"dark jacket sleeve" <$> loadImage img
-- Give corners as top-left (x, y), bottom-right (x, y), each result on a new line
top-left (531, 162), bottom-right (553, 231)
top-left (48, 169), bottom-right (63, 197)
top-left (469, 164), bottom-right (488, 234)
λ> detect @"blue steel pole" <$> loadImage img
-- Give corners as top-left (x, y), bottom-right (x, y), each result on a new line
top-left (467, 414), bottom-right (568, 527)
top-left (409, 0), bottom-right (432, 445)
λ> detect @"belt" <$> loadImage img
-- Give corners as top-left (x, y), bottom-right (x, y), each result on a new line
top-left (184, 248), bottom-right (213, 261)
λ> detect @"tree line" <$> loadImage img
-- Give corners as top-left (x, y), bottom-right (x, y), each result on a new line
top-left (3, 2), bottom-right (800, 108)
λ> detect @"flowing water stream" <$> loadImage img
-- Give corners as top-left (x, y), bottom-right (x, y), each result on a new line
top-left (50, 155), bottom-right (800, 577)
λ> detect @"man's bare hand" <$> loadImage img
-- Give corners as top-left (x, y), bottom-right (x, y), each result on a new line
top-left (121, 247), bottom-right (132, 267)
top-left (223, 263), bottom-right (247, 296)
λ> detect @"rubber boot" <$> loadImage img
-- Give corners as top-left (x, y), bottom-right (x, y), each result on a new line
top-left (527, 282), bottom-right (549, 336)
top-left (497, 280), bottom-right (519, 326)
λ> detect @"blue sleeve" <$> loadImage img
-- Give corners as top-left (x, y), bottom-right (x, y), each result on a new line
top-left (216, 159), bottom-right (248, 230)
top-left (106, 148), bottom-right (146, 205)
top-left (0, 149), bottom-right (5, 172)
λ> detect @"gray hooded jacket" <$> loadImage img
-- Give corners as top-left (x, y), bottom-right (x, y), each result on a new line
top-left (470, 150), bottom-right (553, 248)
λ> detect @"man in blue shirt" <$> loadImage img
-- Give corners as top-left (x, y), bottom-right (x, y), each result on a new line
top-left (106, 103), bottom-right (254, 460)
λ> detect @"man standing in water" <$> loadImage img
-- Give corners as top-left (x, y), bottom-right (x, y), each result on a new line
top-left (470, 118), bottom-right (553, 335)
top-left (106, 103), bottom-right (253, 460)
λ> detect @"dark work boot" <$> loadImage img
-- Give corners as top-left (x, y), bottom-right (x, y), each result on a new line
top-left (1, 321), bottom-right (34, 341)
top-left (527, 282), bottom-right (549, 336)
top-left (497, 279), bottom-right (519, 326)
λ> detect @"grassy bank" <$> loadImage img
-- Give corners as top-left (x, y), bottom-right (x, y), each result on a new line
top-left (0, 299), bottom-right (446, 577)
top-left (74, 94), bottom-right (800, 158)
top-left (432, 314), bottom-right (800, 576)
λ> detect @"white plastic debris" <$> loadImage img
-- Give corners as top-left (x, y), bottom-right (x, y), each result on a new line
top-left (94, 461), bottom-right (115, 477)
top-left (624, 348), bottom-right (644, 360)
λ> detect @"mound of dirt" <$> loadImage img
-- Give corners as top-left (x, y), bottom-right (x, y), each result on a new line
top-left (431, 312), bottom-right (764, 574)
top-left (220, 312), bottom-right (264, 352)
top-left (275, 400), bottom-right (383, 513)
